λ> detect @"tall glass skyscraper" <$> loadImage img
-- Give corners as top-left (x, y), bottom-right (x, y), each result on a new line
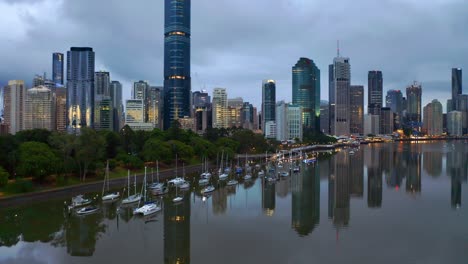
top-left (406, 82), bottom-right (422, 125)
top-left (329, 56), bottom-right (351, 136)
top-left (452, 68), bottom-right (462, 106)
top-left (349, 85), bottom-right (364, 135)
top-left (52, 52), bottom-right (64, 86)
top-left (164, 0), bottom-right (191, 130)
top-left (262, 80), bottom-right (276, 134)
top-left (292, 58), bottom-right (320, 132)
top-left (368, 70), bottom-right (383, 116)
top-left (66, 47), bottom-right (95, 132)
top-left (110, 81), bottom-right (123, 132)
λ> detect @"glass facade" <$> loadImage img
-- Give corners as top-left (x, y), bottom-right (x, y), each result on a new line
top-left (452, 68), bottom-right (462, 107)
top-left (262, 80), bottom-right (276, 134)
top-left (110, 81), bottom-right (123, 132)
top-left (52, 52), bottom-right (64, 86)
top-left (406, 82), bottom-right (422, 125)
top-left (292, 58), bottom-right (320, 132)
top-left (164, 0), bottom-right (191, 129)
top-left (350, 85), bottom-right (364, 135)
top-left (66, 47), bottom-right (95, 132)
top-left (368, 71), bottom-right (383, 116)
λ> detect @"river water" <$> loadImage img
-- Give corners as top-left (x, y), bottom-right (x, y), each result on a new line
top-left (0, 141), bottom-right (467, 264)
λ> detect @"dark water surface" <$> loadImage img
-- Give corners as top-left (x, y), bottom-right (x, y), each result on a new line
top-left (1, 141), bottom-right (467, 264)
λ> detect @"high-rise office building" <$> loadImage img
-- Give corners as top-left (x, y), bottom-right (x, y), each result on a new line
top-left (133, 80), bottom-right (149, 100)
top-left (329, 56), bottom-right (351, 136)
top-left (262, 80), bottom-right (276, 134)
top-left (94, 71), bottom-right (111, 130)
top-left (380, 107), bottom-right (394, 135)
top-left (292, 58), bottom-right (320, 132)
top-left (55, 87), bottom-right (67, 132)
top-left (97, 98), bottom-right (113, 131)
top-left (454, 94), bottom-right (468, 134)
top-left (66, 47), bottom-right (95, 132)
top-left (350, 85), bottom-right (364, 135)
top-left (24, 86), bottom-right (54, 131)
top-left (447, 111), bottom-right (463, 136)
top-left (212, 88), bottom-right (228, 129)
top-left (95, 71), bottom-right (110, 97)
top-left (423, 99), bottom-right (443, 136)
top-left (276, 101), bottom-right (303, 142)
top-left (52, 52), bottom-right (64, 86)
top-left (192, 90), bottom-right (210, 108)
top-left (164, 0), bottom-right (191, 130)
top-left (452, 68), bottom-right (462, 109)
top-left (386, 90), bottom-right (404, 114)
top-left (0, 86), bottom-right (4, 121)
top-left (368, 70), bottom-right (383, 116)
top-left (320, 100), bottom-right (329, 134)
top-left (228, 97), bottom-right (243, 128)
top-left (3, 80), bottom-right (26, 134)
top-left (125, 99), bottom-right (153, 131)
top-left (242, 102), bottom-right (254, 129)
top-left (110, 81), bottom-right (123, 132)
top-left (147, 86), bottom-right (163, 129)
top-left (406, 82), bottom-right (422, 125)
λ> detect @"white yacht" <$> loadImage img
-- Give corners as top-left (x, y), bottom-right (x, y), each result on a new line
top-left (227, 179), bottom-right (238, 186)
top-left (198, 178), bottom-right (209, 185)
top-left (202, 185), bottom-right (215, 194)
top-left (133, 203), bottom-right (161, 216)
top-left (76, 206), bottom-right (99, 216)
top-left (168, 177), bottom-right (185, 186)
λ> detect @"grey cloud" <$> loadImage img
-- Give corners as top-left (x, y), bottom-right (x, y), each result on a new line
top-left (0, 0), bottom-right (466, 110)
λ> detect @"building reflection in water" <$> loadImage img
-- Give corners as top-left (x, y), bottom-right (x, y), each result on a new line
top-left (406, 144), bottom-right (422, 194)
top-left (447, 146), bottom-right (463, 208)
top-left (329, 151), bottom-right (350, 228)
top-left (65, 213), bottom-right (106, 257)
top-left (350, 149), bottom-right (364, 198)
top-left (164, 195), bottom-right (190, 264)
top-left (386, 144), bottom-right (405, 189)
top-left (212, 186), bottom-right (228, 215)
top-left (366, 146), bottom-right (382, 208)
top-left (276, 176), bottom-right (290, 198)
top-left (423, 151), bottom-right (443, 177)
top-left (262, 180), bottom-right (276, 216)
top-left (291, 163), bottom-right (320, 236)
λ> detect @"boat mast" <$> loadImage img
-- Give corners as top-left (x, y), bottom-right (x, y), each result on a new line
top-left (157, 160), bottom-right (160, 183)
top-left (127, 170), bottom-right (130, 198)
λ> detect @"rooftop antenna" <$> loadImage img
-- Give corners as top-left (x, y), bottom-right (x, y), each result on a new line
top-left (337, 40), bottom-right (340, 57)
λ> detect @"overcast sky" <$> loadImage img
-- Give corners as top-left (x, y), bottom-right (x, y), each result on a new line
top-left (0, 0), bottom-right (467, 111)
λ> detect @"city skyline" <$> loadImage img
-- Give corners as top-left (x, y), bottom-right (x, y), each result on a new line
top-left (0, 0), bottom-right (466, 111)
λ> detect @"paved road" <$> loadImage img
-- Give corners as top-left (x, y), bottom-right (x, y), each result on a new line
top-left (0, 164), bottom-right (212, 208)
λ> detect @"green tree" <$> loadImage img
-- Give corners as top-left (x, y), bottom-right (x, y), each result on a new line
top-left (215, 137), bottom-right (240, 153)
top-left (120, 125), bottom-right (135, 154)
top-left (76, 128), bottom-right (106, 181)
top-left (49, 132), bottom-right (77, 176)
top-left (0, 166), bottom-right (9, 187)
top-left (17, 142), bottom-right (58, 181)
top-left (142, 139), bottom-right (173, 163)
top-left (15, 129), bottom-right (52, 145)
top-left (102, 131), bottom-right (121, 159)
top-left (168, 140), bottom-right (194, 163)
top-left (0, 135), bottom-right (18, 174)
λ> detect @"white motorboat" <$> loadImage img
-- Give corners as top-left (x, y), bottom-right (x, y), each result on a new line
top-left (226, 179), bottom-right (238, 186)
top-left (243, 174), bottom-right (252, 180)
top-left (179, 181), bottom-right (190, 190)
top-left (151, 186), bottom-right (169, 196)
top-left (293, 167), bottom-right (300, 173)
top-left (148, 182), bottom-right (164, 190)
top-left (122, 194), bottom-right (142, 204)
top-left (102, 192), bottom-right (120, 202)
top-left (280, 172), bottom-right (289, 177)
top-left (71, 195), bottom-right (92, 208)
top-left (101, 161), bottom-right (120, 202)
top-left (168, 177), bottom-right (185, 186)
top-left (173, 196), bottom-right (183, 203)
top-left (199, 178), bottom-right (209, 185)
top-left (76, 206), bottom-right (99, 216)
top-left (258, 170), bottom-right (265, 176)
top-left (133, 203), bottom-right (161, 216)
top-left (349, 150), bottom-right (355, 155)
top-left (266, 177), bottom-right (276, 183)
top-left (202, 185), bottom-right (215, 194)
top-left (200, 172), bottom-right (212, 179)
top-left (219, 173), bottom-right (229, 180)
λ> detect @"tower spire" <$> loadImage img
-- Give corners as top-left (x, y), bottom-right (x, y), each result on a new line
top-left (337, 40), bottom-right (340, 57)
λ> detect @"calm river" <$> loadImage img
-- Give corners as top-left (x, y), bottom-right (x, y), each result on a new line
top-left (0, 141), bottom-right (467, 264)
